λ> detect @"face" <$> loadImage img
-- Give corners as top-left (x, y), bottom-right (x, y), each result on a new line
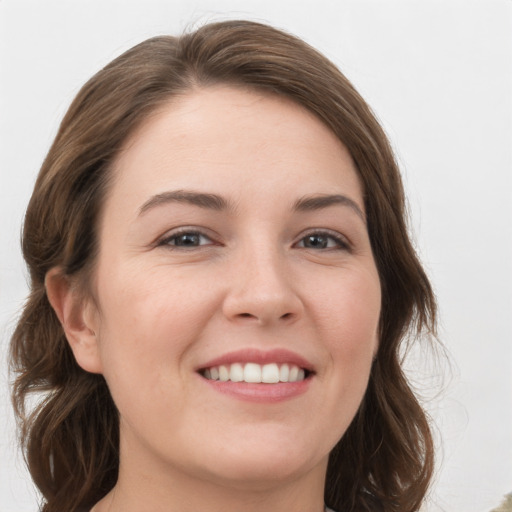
top-left (83, 86), bottom-right (381, 489)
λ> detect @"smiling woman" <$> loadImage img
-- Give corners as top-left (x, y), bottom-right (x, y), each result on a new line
top-left (10, 20), bottom-right (437, 512)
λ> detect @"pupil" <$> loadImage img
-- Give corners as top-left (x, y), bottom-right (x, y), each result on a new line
top-left (306, 235), bottom-right (327, 248)
top-left (176, 233), bottom-right (199, 246)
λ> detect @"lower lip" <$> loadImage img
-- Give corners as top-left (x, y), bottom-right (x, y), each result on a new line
top-left (201, 377), bottom-right (312, 403)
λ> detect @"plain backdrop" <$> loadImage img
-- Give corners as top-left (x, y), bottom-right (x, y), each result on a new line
top-left (1, 1), bottom-right (511, 511)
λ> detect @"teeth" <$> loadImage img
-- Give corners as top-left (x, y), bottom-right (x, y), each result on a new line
top-left (279, 363), bottom-right (290, 382)
top-left (202, 363), bottom-right (308, 383)
top-left (229, 363), bottom-right (244, 382)
top-left (244, 363), bottom-right (262, 383)
top-left (261, 363), bottom-right (280, 383)
top-left (219, 365), bottom-right (229, 382)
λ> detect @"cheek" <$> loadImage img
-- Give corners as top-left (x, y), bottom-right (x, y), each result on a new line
top-left (312, 266), bottom-right (380, 392)
top-left (316, 266), bottom-right (380, 342)
top-left (91, 272), bottom-right (219, 435)
top-left (93, 263), bottom-right (219, 386)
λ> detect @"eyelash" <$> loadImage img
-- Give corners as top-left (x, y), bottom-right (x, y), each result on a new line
top-left (158, 228), bottom-right (215, 249)
top-left (295, 230), bottom-right (350, 251)
top-left (157, 228), bottom-right (350, 251)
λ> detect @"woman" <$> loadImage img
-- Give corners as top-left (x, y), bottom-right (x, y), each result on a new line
top-left (10, 20), bottom-right (437, 512)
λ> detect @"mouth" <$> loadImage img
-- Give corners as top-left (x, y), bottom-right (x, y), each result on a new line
top-left (196, 349), bottom-right (315, 401)
top-left (199, 362), bottom-right (312, 384)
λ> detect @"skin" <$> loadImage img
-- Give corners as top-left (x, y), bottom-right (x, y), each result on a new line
top-left (47, 86), bottom-right (382, 512)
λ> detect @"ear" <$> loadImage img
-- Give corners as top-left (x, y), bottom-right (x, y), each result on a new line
top-left (45, 267), bottom-right (103, 374)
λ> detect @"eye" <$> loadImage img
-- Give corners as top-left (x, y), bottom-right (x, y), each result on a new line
top-left (295, 231), bottom-right (349, 250)
top-left (159, 230), bottom-right (213, 248)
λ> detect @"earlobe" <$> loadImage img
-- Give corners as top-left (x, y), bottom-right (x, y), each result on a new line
top-left (45, 268), bottom-right (103, 374)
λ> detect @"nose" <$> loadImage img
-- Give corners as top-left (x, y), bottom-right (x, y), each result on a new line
top-left (222, 246), bottom-right (304, 326)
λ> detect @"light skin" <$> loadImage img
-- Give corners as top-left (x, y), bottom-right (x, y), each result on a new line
top-left (46, 86), bottom-right (382, 512)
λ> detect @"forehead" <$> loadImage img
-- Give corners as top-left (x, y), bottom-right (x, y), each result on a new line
top-left (109, 85), bottom-right (363, 212)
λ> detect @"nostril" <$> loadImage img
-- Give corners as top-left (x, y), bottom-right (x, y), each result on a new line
top-left (281, 313), bottom-right (293, 320)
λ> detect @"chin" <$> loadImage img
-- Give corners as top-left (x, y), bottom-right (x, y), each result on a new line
top-left (204, 458), bottom-right (320, 490)
top-left (194, 433), bottom-right (328, 488)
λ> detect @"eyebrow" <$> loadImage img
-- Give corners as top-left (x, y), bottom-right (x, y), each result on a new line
top-left (138, 190), bottom-right (230, 216)
top-left (138, 190), bottom-right (365, 221)
top-left (293, 194), bottom-right (365, 221)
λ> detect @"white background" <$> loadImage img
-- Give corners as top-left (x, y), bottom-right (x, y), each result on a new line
top-left (1, 1), bottom-right (511, 511)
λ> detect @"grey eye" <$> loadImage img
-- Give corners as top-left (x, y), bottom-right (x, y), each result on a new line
top-left (297, 232), bottom-right (345, 250)
top-left (296, 231), bottom-right (350, 250)
top-left (162, 231), bottom-right (212, 248)
top-left (302, 234), bottom-right (330, 249)
top-left (172, 233), bottom-right (202, 246)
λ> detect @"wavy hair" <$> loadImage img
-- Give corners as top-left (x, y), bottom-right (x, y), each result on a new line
top-left (10, 20), bottom-right (437, 512)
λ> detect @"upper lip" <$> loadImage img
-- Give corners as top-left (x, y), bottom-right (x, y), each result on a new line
top-left (197, 348), bottom-right (315, 372)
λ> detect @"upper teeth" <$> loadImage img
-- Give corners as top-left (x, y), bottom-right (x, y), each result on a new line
top-left (203, 363), bottom-right (306, 383)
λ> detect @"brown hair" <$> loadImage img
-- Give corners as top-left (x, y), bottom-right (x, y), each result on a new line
top-left (10, 19), bottom-right (437, 512)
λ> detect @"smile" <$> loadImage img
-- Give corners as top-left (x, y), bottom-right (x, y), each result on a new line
top-left (201, 362), bottom-right (308, 383)
top-left (197, 349), bottom-right (315, 401)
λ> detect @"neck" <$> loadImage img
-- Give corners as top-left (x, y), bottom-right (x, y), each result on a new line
top-left (92, 442), bottom-right (328, 512)
top-left (95, 482), bottom-right (327, 512)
